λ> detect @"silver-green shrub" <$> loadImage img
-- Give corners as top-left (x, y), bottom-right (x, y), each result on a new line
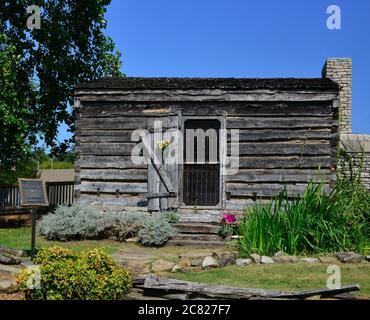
top-left (105, 211), bottom-right (149, 241)
top-left (138, 215), bottom-right (175, 246)
top-left (39, 204), bottom-right (111, 241)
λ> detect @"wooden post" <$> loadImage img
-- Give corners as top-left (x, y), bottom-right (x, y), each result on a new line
top-left (31, 207), bottom-right (37, 260)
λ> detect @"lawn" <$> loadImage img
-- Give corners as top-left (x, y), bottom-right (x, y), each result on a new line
top-left (0, 226), bottom-right (232, 257)
top-left (0, 226), bottom-right (122, 255)
top-left (171, 263), bottom-right (370, 298)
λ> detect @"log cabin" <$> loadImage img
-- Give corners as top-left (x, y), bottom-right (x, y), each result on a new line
top-left (73, 59), bottom-right (345, 216)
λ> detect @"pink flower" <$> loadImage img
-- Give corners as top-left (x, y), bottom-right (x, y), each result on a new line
top-left (223, 212), bottom-right (236, 223)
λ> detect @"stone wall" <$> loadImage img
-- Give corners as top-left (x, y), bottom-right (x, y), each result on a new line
top-left (340, 134), bottom-right (370, 190)
top-left (322, 58), bottom-right (352, 134)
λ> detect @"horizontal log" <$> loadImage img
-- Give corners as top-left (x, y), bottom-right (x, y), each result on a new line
top-left (231, 129), bottom-right (332, 142)
top-left (75, 89), bottom-right (338, 102)
top-left (226, 182), bottom-right (330, 197)
top-left (80, 169), bottom-right (147, 181)
top-left (81, 117), bottom-right (147, 129)
top-left (81, 101), bottom-right (333, 117)
top-left (77, 194), bottom-right (148, 208)
top-left (80, 130), bottom-right (136, 143)
top-left (182, 102), bottom-right (333, 116)
top-left (82, 104), bottom-right (174, 117)
top-left (226, 169), bottom-right (333, 183)
top-left (233, 156), bottom-right (332, 169)
top-left (79, 143), bottom-right (137, 156)
top-left (225, 198), bottom-right (271, 211)
top-left (234, 143), bottom-right (331, 156)
top-left (79, 181), bottom-right (147, 194)
top-left (141, 275), bottom-right (359, 300)
top-left (80, 116), bottom-right (177, 130)
top-left (79, 156), bottom-right (146, 169)
top-left (227, 117), bottom-right (332, 129)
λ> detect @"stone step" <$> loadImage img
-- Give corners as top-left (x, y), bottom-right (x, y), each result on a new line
top-left (172, 223), bottom-right (220, 234)
top-left (167, 239), bottom-right (225, 247)
top-left (171, 233), bottom-right (221, 241)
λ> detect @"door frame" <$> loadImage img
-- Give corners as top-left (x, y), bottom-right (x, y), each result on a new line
top-left (179, 115), bottom-right (226, 210)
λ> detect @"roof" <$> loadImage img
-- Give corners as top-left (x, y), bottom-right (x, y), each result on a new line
top-left (76, 77), bottom-right (339, 91)
top-left (37, 169), bottom-right (75, 183)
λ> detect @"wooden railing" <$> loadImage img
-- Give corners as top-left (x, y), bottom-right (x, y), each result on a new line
top-left (46, 182), bottom-right (74, 207)
top-left (0, 182), bottom-right (74, 215)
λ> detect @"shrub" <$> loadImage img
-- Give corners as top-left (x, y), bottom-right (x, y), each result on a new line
top-left (38, 204), bottom-right (111, 241)
top-left (157, 211), bottom-right (180, 223)
top-left (238, 180), bottom-right (370, 256)
top-left (17, 246), bottom-right (132, 300)
top-left (104, 211), bottom-right (149, 241)
top-left (138, 215), bottom-right (175, 246)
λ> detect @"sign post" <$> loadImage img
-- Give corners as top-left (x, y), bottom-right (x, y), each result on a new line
top-left (18, 179), bottom-right (48, 260)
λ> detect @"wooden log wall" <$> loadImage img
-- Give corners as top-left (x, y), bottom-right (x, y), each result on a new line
top-left (74, 95), bottom-right (338, 211)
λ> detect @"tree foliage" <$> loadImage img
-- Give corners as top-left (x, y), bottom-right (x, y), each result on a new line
top-left (0, 34), bottom-right (32, 164)
top-left (0, 0), bottom-right (122, 158)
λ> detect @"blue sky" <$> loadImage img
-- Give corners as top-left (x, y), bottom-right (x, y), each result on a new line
top-left (60, 0), bottom-right (370, 142)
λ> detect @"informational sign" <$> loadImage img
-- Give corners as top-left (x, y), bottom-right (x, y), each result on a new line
top-left (18, 178), bottom-right (48, 207)
top-left (18, 178), bottom-right (49, 260)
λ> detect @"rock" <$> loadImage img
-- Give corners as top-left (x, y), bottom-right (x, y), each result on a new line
top-left (20, 260), bottom-right (35, 269)
top-left (0, 264), bottom-right (20, 274)
top-left (151, 259), bottom-right (175, 273)
top-left (219, 252), bottom-right (236, 267)
top-left (300, 257), bottom-right (319, 263)
top-left (260, 256), bottom-right (274, 264)
top-left (236, 258), bottom-right (252, 266)
top-left (334, 252), bottom-right (363, 264)
top-left (274, 251), bottom-right (285, 257)
top-left (190, 259), bottom-right (202, 267)
top-left (0, 254), bottom-right (21, 265)
top-left (272, 255), bottom-right (299, 263)
top-left (126, 237), bottom-right (140, 243)
top-left (202, 256), bottom-right (220, 269)
top-left (250, 253), bottom-right (261, 264)
top-left (172, 257), bottom-right (191, 272)
top-left (0, 280), bottom-right (18, 294)
top-left (319, 256), bottom-right (338, 264)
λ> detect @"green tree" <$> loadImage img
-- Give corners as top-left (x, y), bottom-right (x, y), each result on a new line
top-left (0, 34), bottom-right (32, 165)
top-left (0, 0), bottom-right (122, 158)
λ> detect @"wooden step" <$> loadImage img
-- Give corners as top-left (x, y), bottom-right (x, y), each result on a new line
top-left (172, 223), bottom-right (220, 234)
top-left (171, 233), bottom-right (221, 241)
top-left (178, 212), bottom-right (221, 223)
top-left (167, 239), bottom-right (225, 247)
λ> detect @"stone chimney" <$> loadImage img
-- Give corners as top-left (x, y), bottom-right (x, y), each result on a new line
top-left (322, 58), bottom-right (352, 134)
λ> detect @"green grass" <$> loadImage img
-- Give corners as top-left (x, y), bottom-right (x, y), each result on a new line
top-left (0, 227), bottom-right (122, 255)
top-left (171, 263), bottom-right (370, 297)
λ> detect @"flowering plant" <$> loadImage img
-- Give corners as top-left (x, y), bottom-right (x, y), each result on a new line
top-left (158, 139), bottom-right (171, 150)
top-left (222, 211), bottom-right (236, 224)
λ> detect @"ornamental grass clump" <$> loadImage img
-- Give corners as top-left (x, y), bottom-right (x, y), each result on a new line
top-left (238, 180), bottom-right (370, 256)
top-left (17, 247), bottom-right (132, 300)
